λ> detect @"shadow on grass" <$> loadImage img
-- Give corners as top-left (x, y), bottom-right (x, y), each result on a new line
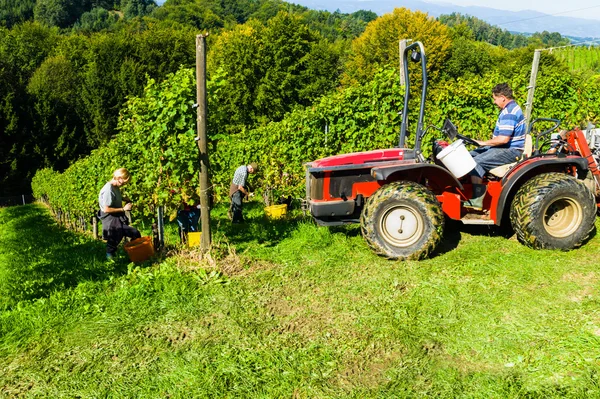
top-left (428, 219), bottom-right (462, 258)
top-left (425, 218), bottom-right (515, 259)
top-left (210, 202), bottom-right (311, 250)
top-left (210, 202), bottom-right (521, 259)
top-left (329, 224), bottom-right (362, 237)
top-left (0, 205), bottom-right (127, 310)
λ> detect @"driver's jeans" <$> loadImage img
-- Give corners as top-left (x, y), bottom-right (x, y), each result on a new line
top-left (469, 146), bottom-right (523, 178)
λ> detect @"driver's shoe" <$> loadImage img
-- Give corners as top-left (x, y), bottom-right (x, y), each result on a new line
top-left (464, 184), bottom-right (487, 210)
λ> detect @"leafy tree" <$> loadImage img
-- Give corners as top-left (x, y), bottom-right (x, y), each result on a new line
top-left (1, 19), bottom-right (196, 196)
top-left (246, 0), bottom-right (290, 23)
top-left (352, 10), bottom-right (377, 24)
top-left (447, 21), bottom-right (475, 41)
top-left (0, 0), bottom-right (36, 27)
top-left (529, 31), bottom-right (570, 47)
top-left (254, 12), bottom-right (321, 119)
top-left (34, 0), bottom-right (73, 28)
top-left (208, 23), bottom-right (262, 128)
top-left (151, 0), bottom-right (225, 30)
top-left (73, 21), bottom-right (195, 147)
top-left (27, 55), bottom-right (87, 170)
top-left (344, 7), bottom-right (452, 84)
top-left (0, 22), bottom-right (59, 195)
top-left (122, 0), bottom-right (157, 19)
top-left (511, 34), bottom-right (529, 48)
top-left (155, 0), bottom-right (263, 26)
top-left (443, 37), bottom-right (505, 80)
top-left (34, 0), bottom-right (117, 28)
top-left (73, 7), bottom-right (120, 33)
top-left (208, 11), bottom-right (342, 128)
top-left (219, 0), bottom-right (257, 23)
top-left (292, 9), bottom-right (374, 40)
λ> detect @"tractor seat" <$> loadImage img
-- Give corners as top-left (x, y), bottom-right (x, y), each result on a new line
top-left (488, 134), bottom-right (533, 178)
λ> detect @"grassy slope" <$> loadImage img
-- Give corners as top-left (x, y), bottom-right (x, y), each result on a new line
top-left (1, 203), bottom-right (600, 398)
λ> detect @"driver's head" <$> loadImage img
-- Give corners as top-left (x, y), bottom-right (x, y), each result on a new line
top-left (492, 83), bottom-right (513, 109)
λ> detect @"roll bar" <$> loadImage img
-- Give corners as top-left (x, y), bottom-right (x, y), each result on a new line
top-left (399, 41), bottom-right (427, 154)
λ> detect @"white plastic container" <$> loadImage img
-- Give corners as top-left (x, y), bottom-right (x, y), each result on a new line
top-left (436, 139), bottom-right (477, 178)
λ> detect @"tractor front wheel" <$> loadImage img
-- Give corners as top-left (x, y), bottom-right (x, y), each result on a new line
top-left (510, 173), bottom-right (596, 250)
top-left (360, 181), bottom-right (444, 260)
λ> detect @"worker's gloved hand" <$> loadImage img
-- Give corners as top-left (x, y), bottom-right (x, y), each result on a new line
top-left (248, 192), bottom-right (254, 198)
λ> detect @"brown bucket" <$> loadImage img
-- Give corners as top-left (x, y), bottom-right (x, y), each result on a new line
top-left (124, 236), bottom-right (154, 263)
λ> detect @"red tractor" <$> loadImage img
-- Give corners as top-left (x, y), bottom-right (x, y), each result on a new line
top-left (305, 41), bottom-right (600, 260)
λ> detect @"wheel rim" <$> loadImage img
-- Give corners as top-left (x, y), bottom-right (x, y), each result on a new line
top-left (379, 204), bottom-right (424, 248)
top-left (543, 197), bottom-right (583, 238)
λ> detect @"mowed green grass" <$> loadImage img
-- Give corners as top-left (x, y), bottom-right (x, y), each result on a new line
top-left (2, 203), bottom-right (600, 398)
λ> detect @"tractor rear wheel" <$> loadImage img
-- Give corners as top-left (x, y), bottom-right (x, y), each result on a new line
top-left (360, 181), bottom-right (444, 260)
top-left (510, 173), bottom-right (596, 250)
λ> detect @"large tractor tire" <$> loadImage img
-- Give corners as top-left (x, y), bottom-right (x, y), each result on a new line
top-left (510, 173), bottom-right (596, 250)
top-left (360, 181), bottom-right (444, 260)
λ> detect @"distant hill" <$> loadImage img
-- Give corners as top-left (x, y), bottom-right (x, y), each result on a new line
top-left (288, 0), bottom-right (600, 39)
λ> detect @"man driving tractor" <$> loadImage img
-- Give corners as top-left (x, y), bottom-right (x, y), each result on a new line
top-left (466, 83), bottom-right (527, 209)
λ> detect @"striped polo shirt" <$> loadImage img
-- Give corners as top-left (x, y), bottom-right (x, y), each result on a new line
top-left (493, 100), bottom-right (526, 150)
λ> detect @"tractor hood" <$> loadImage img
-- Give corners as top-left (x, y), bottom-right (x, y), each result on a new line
top-left (310, 148), bottom-right (414, 168)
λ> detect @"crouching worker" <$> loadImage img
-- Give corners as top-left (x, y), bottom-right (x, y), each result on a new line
top-left (229, 163), bottom-right (257, 223)
top-left (177, 200), bottom-right (200, 244)
top-left (98, 168), bottom-right (141, 260)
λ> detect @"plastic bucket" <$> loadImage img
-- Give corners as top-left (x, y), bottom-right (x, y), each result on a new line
top-left (436, 139), bottom-right (477, 178)
top-left (188, 232), bottom-right (201, 247)
top-left (265, 204), bottom-right (287, 219)
top-left (124, 236), bottom-right (154, 263)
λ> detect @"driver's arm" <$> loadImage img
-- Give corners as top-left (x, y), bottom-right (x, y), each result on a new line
top-left (475, 135), bottom-right (510, 147)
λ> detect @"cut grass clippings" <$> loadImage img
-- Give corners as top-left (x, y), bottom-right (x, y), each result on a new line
top-left (1, 203), bottom-right (600, 398)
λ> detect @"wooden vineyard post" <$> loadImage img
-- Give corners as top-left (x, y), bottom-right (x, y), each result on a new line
top-left (92, 215), bottom-right (98, 239)
top-left (525, 49), bottom-right (541, 124)
top-left (157, 206), bottom-right (165, 249)
top-left (196, 33), bottom-right (212, 251)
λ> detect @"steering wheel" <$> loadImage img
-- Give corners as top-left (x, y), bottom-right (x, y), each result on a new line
top-left (442, 118), bottom-right (480, 147)
top-left (456, 133), bottom-right (480, 147)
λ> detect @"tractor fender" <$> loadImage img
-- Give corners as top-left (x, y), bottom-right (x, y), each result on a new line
top-left (371, 163), bottom-right (463, 191)
top-left (495, 157), bottom-right (590, 224)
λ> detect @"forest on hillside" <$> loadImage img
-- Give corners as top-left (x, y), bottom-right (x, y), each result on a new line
top-left (1, 0), bottom-right (596, 200)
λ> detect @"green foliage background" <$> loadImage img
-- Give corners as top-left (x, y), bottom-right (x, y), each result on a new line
top-left (2, 0), bottom-right (599, 222)
top-left (1, 0), bottom-right (374, 195)
top-left (32, 61), bottom-right (600, 224)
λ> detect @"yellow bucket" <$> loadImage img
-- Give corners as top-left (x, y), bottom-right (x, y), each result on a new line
top-left (265, 204), bottom-right (287, 219)
top-left (188, 232), bottom-right (202, 247)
